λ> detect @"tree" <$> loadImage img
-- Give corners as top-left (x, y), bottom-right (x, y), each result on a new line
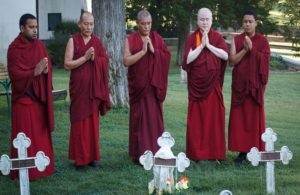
top-left (229, 0), bottom-right (279, 34)
top-left (126, 0), bottom-right (200, 66)
top-left (126, 0), bottom-right (279, 66)
top-left (279, 0), bottom-right (300, 56)
top-left (93, 0), bottom-right (129, 106)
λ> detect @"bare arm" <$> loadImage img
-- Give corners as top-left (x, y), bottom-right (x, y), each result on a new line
top-left (123, 38), bottom-right (147, 67)
top-left (229, 38), bottom-right (248, 66)
top-left (207, 44), bottom-right (228, 60)
top-left (205, 32), bottom-right (228, 60)
top-left (64, 38), bottom-right (93, 70)
top-left (187, 45), bottom-right (204, 64)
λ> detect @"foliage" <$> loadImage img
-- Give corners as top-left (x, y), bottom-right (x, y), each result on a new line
top-left (229, 0), bottom-right (279, 34)
top-left (125, 0), bottom-right (279, 36)
top-left (125, 0), bottom-right (279, 65)
top-left (270, 56), bottom-right (288, 70)
top-left (278, 0), bottom-right (300, 56)
top-left (45, 21), bottom-right (79, 68)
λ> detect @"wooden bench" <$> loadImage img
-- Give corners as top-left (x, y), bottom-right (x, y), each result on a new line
top-left (52, 89), bottom-right (67, 102)
top-left (0, 63), bottom-right (11, 114)
top-left (1, 63), bottom-right (67, 116)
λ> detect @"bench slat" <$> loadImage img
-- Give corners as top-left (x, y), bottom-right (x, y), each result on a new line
top-left (0, 63), bottom-right (9, 80)
top-left (0, 89), bottom-right (67, 102)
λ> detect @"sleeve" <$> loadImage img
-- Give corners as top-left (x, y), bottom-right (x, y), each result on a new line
top-left (181, 35), bottom-right (192, 72)
top-left (7, 48), bottom-right (35, 81)
top-left (151, 34), bottom-right (171, 102)
top-left (92, 38), bottom-right (111, 115)
top-left (253, 39), bottom-right (270, 85)
top-left (216, 34), bottom-right (228, 88)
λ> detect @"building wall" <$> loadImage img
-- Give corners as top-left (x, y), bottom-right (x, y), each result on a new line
top-left (0, 0), bottom-right (36, 65)
top-left (38, 0), bottom-right (87, 40)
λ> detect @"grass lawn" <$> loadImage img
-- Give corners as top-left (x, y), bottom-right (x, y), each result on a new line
top-left (0, 66), bottom-right (299, 194)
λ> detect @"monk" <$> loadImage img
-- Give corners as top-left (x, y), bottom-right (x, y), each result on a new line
top-left (228, 11), bottom-right (270, 163)
top-left (64, 11), bottom-right (110, 169)
top-left (123, 10), bottom-right (170, 163)
top-left (7, 13), bottom-right (54, 180)
top-left (182, 8), bottom-right (228, 161)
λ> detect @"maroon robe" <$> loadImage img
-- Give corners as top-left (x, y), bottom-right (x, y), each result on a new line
top-left (68, 33), bottom-right (110, 166)
top-left (127, 32), bottom-right (170, 160)
top-left (7, 34), bottom-right (54, 180)
top-left (182, 29), bottom-right (228, 160)
top-left (228, 33), bottom-right (270, 152)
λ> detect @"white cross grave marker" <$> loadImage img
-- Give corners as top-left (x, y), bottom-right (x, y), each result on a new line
top-left (220, 190), bottom-right (233, 195)
top-left (0, 132), bottom-right (50, 195)
top-left (247, 128), bottom-right (293, 194)
top-left (139, 132), bottom-right (190, 194)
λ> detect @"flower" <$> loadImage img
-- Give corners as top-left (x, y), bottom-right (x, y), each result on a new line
top-left (175, 176), bottom-right (189, 193)
top-left (179, 176), bottom-right (189, 190)
top-left (179, 176), bottom-right (189, 183)
top-left (166, 178), bottom-right (172, 185)
top-left (165, 176), bottom-right (189, 194)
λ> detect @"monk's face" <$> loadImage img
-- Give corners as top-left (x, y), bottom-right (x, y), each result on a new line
top-left (21, 19), bottom-right (38, 41)
top-left (137, 16), bottom-right (152, 36)
top-left (78, 13), bottom-right (94, 37)
top-left (242, 15), bottom-right (257, 36)
top-left (197, 10), bottom-right (212, 33)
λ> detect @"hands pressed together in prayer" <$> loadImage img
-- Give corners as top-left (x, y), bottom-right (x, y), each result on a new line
top-left (187, 30), bottom-right (228, 64)
top-left (243, 36), bottom-right (252, 52)
top-left (200, 31), bottom-right (211, 49)
top-left (123, 36), bottom-right (154, 67)
top-left (142, 36), bottom-right (154, 54)
top-left (84, 47), bottom-right (95, 61)
top-left (34, 57), bottom-right (48, 76)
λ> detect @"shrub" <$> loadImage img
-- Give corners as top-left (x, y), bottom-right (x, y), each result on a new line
top-left (45, 21), bottom-right (79, 68)
top-left (270, 55), bottom-right (288, 70)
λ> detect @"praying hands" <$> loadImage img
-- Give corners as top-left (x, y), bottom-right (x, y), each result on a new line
top-left (84, 47), bottom-right (95, 61)
top-left (243, 36), bottom-right (253, 52)
top-left (34, 57), bottom-right (48, 76)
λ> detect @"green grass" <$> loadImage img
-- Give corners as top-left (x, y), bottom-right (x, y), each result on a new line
top-left (0, 67), bottom-right (299, 194)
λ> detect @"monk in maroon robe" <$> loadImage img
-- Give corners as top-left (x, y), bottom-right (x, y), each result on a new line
top-left (123, 10), bottom-right (170, 162)
top-left (64, 11), bottom-right (110, 169)
top-left (7, 13), bottom-right (54, 180)
top-left (228, 11), bottom-right (270, 163)
top-left (182, 8), bottom-right (228, 161)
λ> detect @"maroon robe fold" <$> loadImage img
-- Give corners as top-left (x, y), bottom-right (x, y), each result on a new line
top-left (228, 33), bottom-right (270, 152)
top-left (127, 32), bottom-right (170, 160)
top-left (7, 34), bottom-right (54, 180)
top-left (68, 33), bottom-right (110, 166)
top-left (182, 29), bottom-right (228, 160)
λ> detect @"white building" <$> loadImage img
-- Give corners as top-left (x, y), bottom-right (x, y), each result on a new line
top-left (0, 0), bottom-right (89, 65)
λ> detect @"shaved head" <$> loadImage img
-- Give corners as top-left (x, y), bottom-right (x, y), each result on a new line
top-left (197, 8), bottom-right (212, 19)
top-left (137, 9), bottom-right (152, 21)
top-left (80, 10), bottom-right (93, 22)
top-left (197, 8), bottom-right (213, 32)
top-left (78, 10), bottom-right (94, 37)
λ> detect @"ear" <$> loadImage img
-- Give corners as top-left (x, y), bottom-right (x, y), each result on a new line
top-left (20, 25), bottom-right (25, 33)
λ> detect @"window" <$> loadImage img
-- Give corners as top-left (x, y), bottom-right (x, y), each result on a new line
top-left (48, 13), bottom-right (62, 31)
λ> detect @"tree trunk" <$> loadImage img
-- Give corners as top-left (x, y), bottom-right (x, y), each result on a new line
top-left (177, 21), bottom-right (190, 83)
top-left (92, 0), bottom-right (128, 107)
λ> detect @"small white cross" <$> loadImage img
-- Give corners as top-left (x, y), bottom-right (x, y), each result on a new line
top-left (220, 190), bottom-right (233, 195)
top-left (0, 132), bottom-right (50, 195)
top-left (139, 132), bottom-right (190, 194)
top-left (247, 128), bottom-right (293, 194)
